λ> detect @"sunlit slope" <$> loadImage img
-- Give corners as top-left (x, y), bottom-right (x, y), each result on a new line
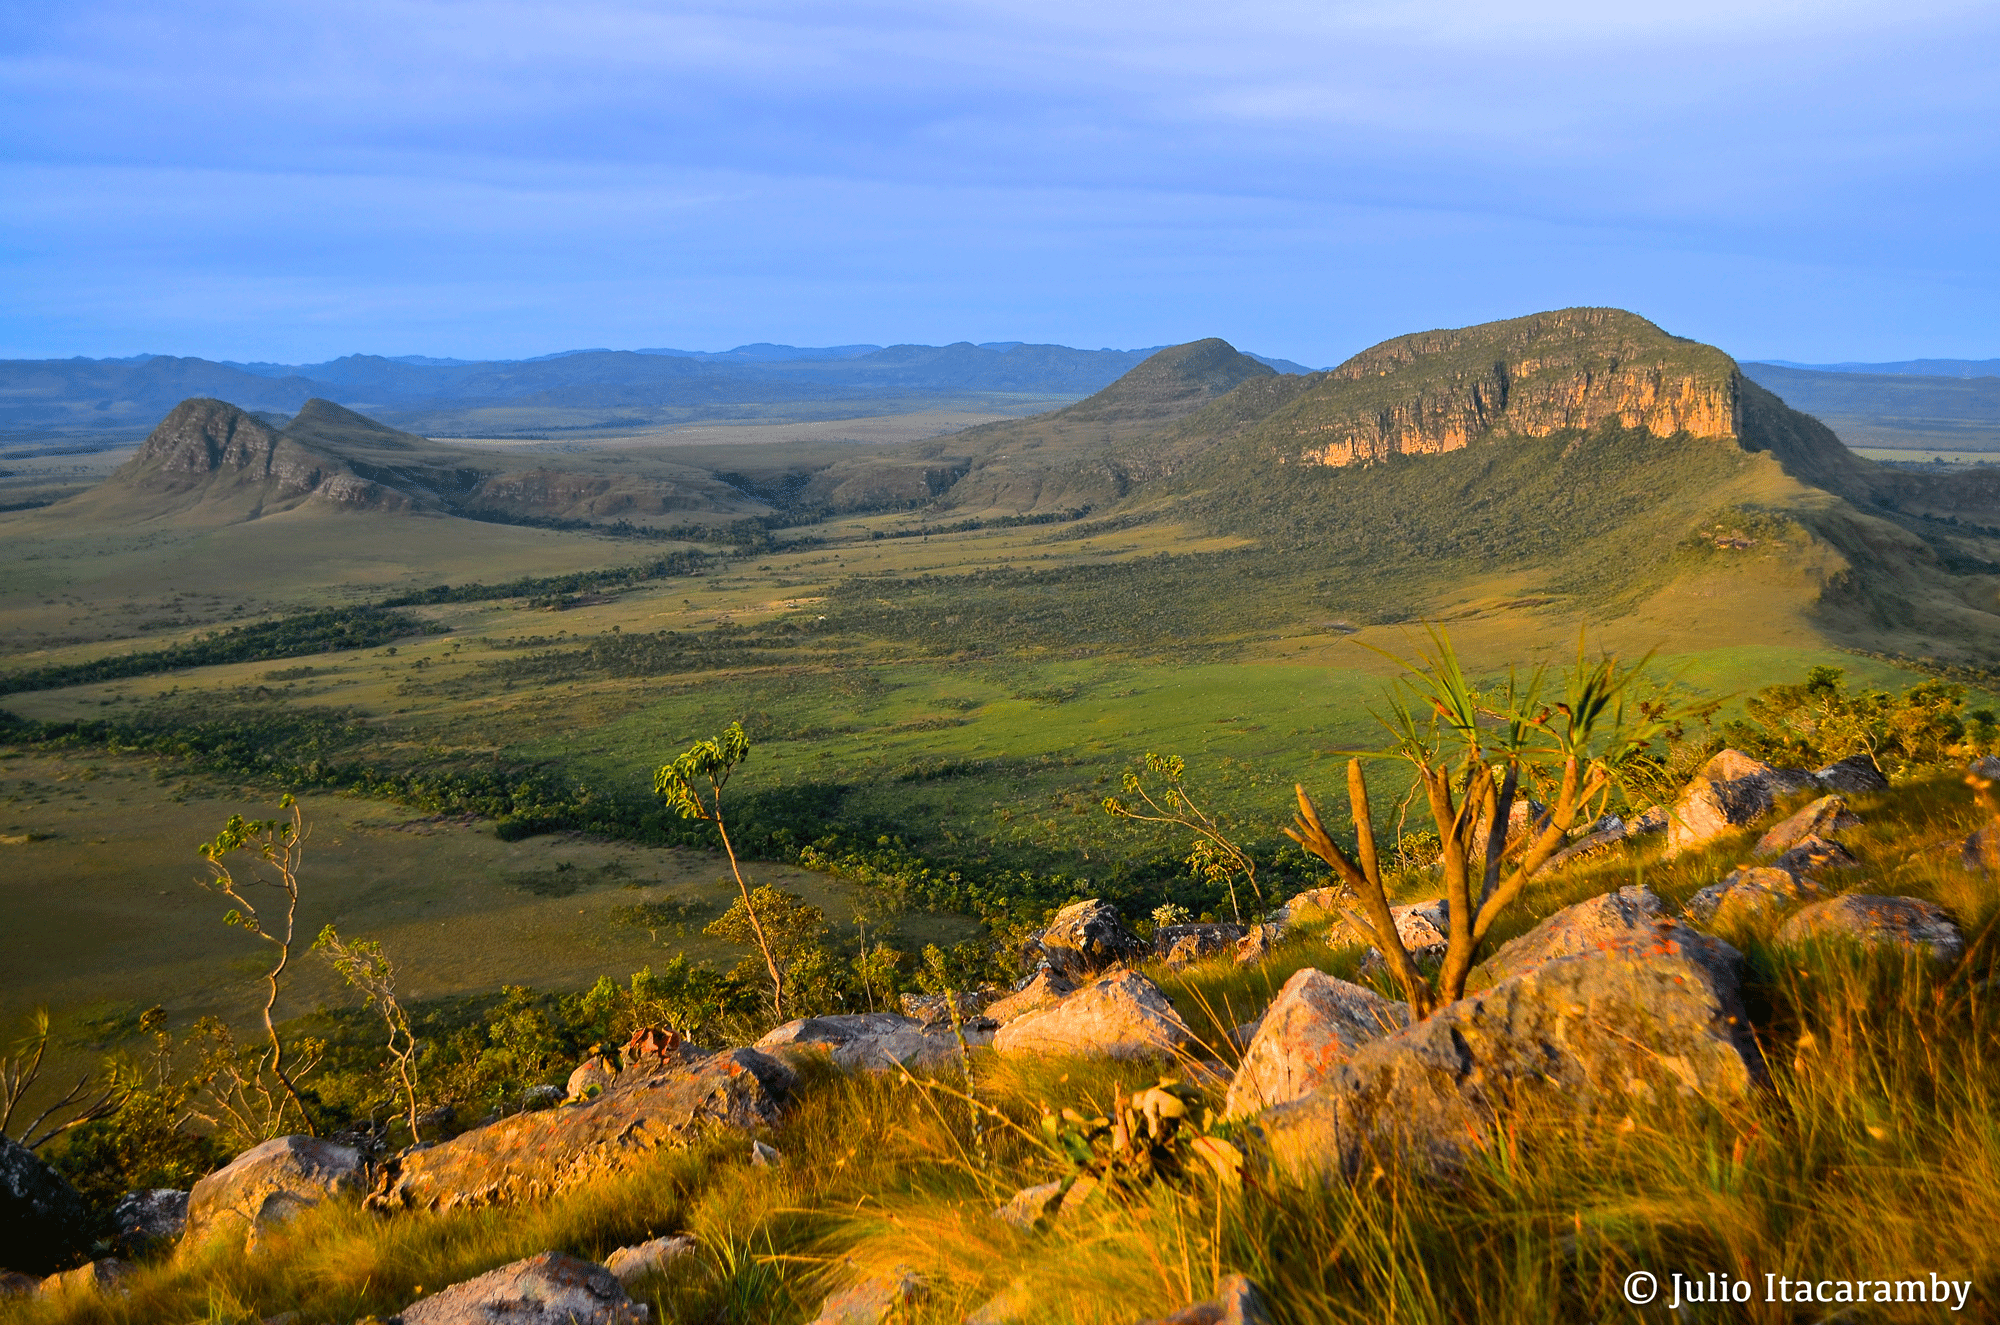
top-left (1120, 308), bottom-right (2000, 663)
top-left (800, 338), bottom-right (1277, 514)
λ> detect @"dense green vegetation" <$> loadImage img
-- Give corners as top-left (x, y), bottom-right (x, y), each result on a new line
top-left (377, 548), bottom-right (713, 608)
top-left (0, 607), bottom-right (435, 696)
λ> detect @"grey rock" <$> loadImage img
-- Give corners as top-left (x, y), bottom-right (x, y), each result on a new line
top-left (1814, 754), bottom-right (1890, 794)
top-left (1629, 806), bottom-right (1670, 834)
top-left (184, 1135), bottom-right (367, 1254)
top-left (1778, 895), bottom-right (1965, 964)
top-left (754, 1012), bottom-right (988, 1072)
top-left (1754, 794), bottom-right (1859, 858)
top-left (750, 1139), bottom-right (781, 1167)
top-left (900, 990), bottom-right (999, 1027)
top-left (111, 1186), bottom-right (188, 1254)
top-left (603, 1234), bottom-right (695, 1288)
top-left (1224, 969), bottom-right (1411, 1118)
top-left (1023, 899), bottom-right (1147, 980)
top-left (1257, 941), bottom-right (1765, 1177)
top-left (991, 1181), bottom-right (1064, 1230)
top-left (1664, 750), bottom-right (1818, 858)
top-left (521, 1084), bottom-right (565, 1111)
top-left (0, 1271), bottom-right (36, 1297)
top-left (1964, 823), bottom-right (2000, 876)
top-left (808, 1267), bottom-right (925, 1325)
top-left (375, 1048), bottom-right (794, 1212)
top-left (395, 1250), bottom-right (644, 1324)
top-left (1481, 886), bottom-right (1741, 989)
top-left (984, 968), bottom-right (1075, 1025)
top-left (1388, 898), bottom-right (1451, 960)
top-left (1137, 1274), bottom-right (1274, 1325)
top-left (1686, 866), bottom-right (1822, 927)
top-left (992, 970), bottom-right (1193, 1060)
top-left (1154, 924), bottom-right (1245, 965)
top-left (0, 1133), bottom-right (92, 1275)
top-left (1769, 835), bottom-right (1860, 884)
top-left (39, 1258), bottom-right (132, 1298)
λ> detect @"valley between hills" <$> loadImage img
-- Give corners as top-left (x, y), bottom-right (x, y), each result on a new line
top-left (4, 307), bottom-right (2000, 1321)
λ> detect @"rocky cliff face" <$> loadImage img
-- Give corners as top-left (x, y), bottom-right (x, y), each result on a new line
top-left (1269, 308), bottom-right (1743, 467)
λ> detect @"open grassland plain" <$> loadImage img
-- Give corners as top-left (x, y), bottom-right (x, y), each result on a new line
top-left (5, 774), bottom-right (2000, 1324)
top-left (0, 482), bottom-right (1973, 1098)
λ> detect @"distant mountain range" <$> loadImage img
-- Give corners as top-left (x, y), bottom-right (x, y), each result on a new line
top-left (1740, 363), bottom-right (2000, 453)
top-left (1753, 358), bottom-right (2000, 378)
top-left (0, 343), bottom-right (1317, 441)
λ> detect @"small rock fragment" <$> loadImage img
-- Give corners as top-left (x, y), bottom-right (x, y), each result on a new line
top-left (1754, 795), bottom-right (1858, 858)
top-left (1814, 754), bottom-right (1890, 794)
top-left (807, 1267), bottom-right (925, 1325)
top-left (395, 1250), bottom-right (645, 1324)
top-left (984, 968), bottom-right (1076, 1025)
top-left (603, 1234), bottom-right (696, 1288)
top-left (991, 1181), bottom-right (1064, 1230)
top-left (750, 1140), bottom-right (781, 1168)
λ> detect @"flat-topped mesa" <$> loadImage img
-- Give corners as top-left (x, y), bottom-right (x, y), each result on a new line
top-left (1279, 307), bottom-right (1742, 467)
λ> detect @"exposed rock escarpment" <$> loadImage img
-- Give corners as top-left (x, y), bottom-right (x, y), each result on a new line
top-left (1267, 308), bottom-right (1742, 467)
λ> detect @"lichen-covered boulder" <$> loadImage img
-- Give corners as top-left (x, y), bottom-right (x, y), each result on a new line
top-left (1778, 895), bottom-right (1965, 965)
top-left (1023, 900), bottom-right (1147, 979)
top-left (395, 1251), bottom-right (644, 1324)
top-left (374, 1048), bottom-right (794, 1211)
top-left (1664, 750), bottom-right (1817, 858)
top-left (1233, 925), bottom-right (1279, 965)
top-left (1687, 866), bottom-right (1821, 927)
top-left (1223, 969), bottom-right (1410, 1118)
top-left (1480, 885), bottom-right (1739, 987)
top-left (755, 1013), bottom-right (986, 1072)
top-left (603, 1234), bottom-right (695, 1288)
top-left (184, 1136), bottom-right (367, 1253)
top-left (984, 968), bottom-right (1076, 1025)
top-left (1256, 940), bottom-right (1765, 1177)
top-left (992, 971), bottom-right (1192, 1060)
top-left (1754, 794), bottom-right (1859, 858)
top-left (1273, 887), bottom-right (1342, 930)
top-left (0, 1134), bottom-right (91, 1275)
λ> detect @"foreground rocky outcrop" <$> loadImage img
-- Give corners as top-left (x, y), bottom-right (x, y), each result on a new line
top-left (1022, 899), bottom-right (1147, 979)
top-left (1664, 751), bottom-right (1820, 858)
top-left (394, 1251), bottom-right (645, 1324)
top-left (1479, 886), bottom-right (1739, 987)
top-left (184, 1135), bottom-right (368, 1253)
top-left (1687, 866), bottom-right (1821, 927)
top-left (755, 1013), bottom-right (988, 1071)
top-left (374, 1049), bottom-right (794, 1211)
top-left (991, 971), bottom-right (1192, 1059)
top-left (111, 1187), bottom-right (188, 1256)
top-left (1224, 970), bottom-right (1410, 1118)
top-left (1253, 889), bottom-right (1763, 1175)
top-left (0, 1134), bottom-right (91, 1275)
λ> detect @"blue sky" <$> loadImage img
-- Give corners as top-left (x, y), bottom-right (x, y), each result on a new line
top-left (3, 0), bottom-right (1996, 366)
